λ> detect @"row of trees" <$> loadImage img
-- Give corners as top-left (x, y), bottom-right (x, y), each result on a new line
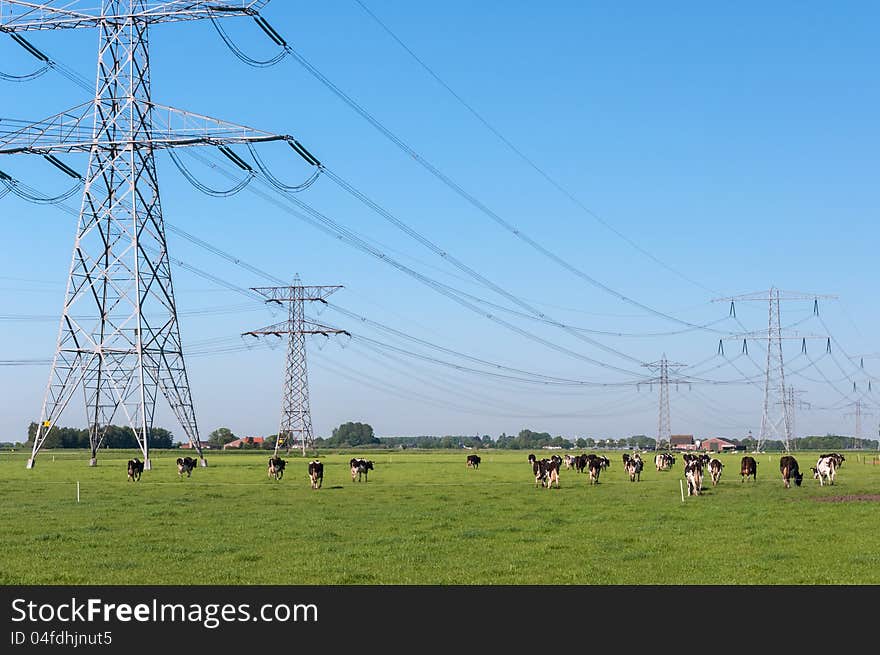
top-left (14, 422), bottom-right (877, 452)
top-left (23, 422), bottom-right (174, 449)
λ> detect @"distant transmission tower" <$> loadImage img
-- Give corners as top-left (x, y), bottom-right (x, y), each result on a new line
top-left (0, 1), bottom-right (303, 470)
top-left (715, 287), bottom-right (835, 452)
top-left (844, 400), bottom-right (873, 450)
top-left (244, 279), bottom-right (349, 456)
top-left (642, 354), bottom-right (687, 449)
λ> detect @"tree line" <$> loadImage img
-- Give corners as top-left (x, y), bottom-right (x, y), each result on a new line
top-left (22, 422), bottom-right (174, 449)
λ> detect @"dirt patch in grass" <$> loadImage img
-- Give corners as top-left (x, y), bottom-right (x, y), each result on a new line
top-left (813, 494), bottom-right (880, 503)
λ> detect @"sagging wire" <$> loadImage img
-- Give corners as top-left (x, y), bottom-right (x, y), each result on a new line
top-left (0, 170), bottom-right (81, 205)
top-left (208, 12), bottom-right (289, 68)
top-left (245, 141), bottom-right (321, 192)
top-left (0, 30), bottom-right (51, 81)
top-left (167, 148), bottom-right (254, 197)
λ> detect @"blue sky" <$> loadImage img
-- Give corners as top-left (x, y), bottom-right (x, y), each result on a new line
top-left (0, 1), bottom-right (878, 444)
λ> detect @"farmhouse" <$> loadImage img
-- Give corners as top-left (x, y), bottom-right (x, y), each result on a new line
top-left (700, 436), bottom-right (737, 453)
top-left (223, 436), bottom-right (266, 449)
top-left (179, 440), bottom-right (212, 450)
top-left (670, 434), bottom-right (698, 451)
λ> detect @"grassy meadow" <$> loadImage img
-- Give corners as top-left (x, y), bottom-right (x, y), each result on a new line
top-left (1, 448), bottom-right (878, 585)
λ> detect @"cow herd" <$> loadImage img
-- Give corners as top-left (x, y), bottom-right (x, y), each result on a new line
top-left (121, 450), bottom-right (849, 495)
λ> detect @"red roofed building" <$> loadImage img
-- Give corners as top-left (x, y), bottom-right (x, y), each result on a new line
top-left (700, 437), bottom-right (737, 453)
top-left (223, 436), bottom-right (266, 449)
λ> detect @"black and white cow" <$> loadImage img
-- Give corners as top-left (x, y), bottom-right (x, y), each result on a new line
top-left (268, 456), bottom-right (286, 480)
top-left (708, 458), bottom-right (723, 486)
top-left (587, 454), bottom-right (609, 485)
top-left (655, 452), bottom-right (675, 471)
top-left (466, 454), bottom-right (481, 469)
top-left (779, 455), bottom-right (803, 488)
top-left (176, 456), bottom-right (197, 478)
top-left (625, 454), bottom-right (644, 482)
top-left (349, 458), bottom-right (374, 482)
top-left (574, 453), bottom-right (590, 474)
top-left (308, 460), bottom-right (323, 489)
top-left (127, 458), bottom-right (144, 482)
top-left (740, 456), bottom-right (757, 482)
top-left (563, 454), bottom-right (576, 470)
top-left (684, 459), bottom-right (703, 496)
top-left (820, 453), bottom-right (845, 469)
top-left (812, 455), bottom-right (838, 486)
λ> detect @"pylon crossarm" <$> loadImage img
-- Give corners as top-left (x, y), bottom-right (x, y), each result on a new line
top-left (0, 102), bottom-right (291, 154)
top-left (0, 1), bottom-right (266, 32)
top-left (251, 285), bottom-right (343, 302)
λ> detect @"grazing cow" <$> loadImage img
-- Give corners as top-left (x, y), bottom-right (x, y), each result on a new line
top-left (684, 459), bottom-right (703, 496)
top-left (349, 458), bottom-right (374, 482)
top-left (740, 456), bottom-right (757, 482)
top-left (127, 458), bottom-right (144, 482)
top-left (812, 455), bottom-right (838, 486)
top-left (466, 454), bottom-right (481, 469)
top-left (563, 454), bottom-right (576, 470)
top-left (176, 456), bottom-right (197, 478)
top-left (267, 456), bottom-right (286, 480)
top-left (622, 453), bottom-right (632, 468)
top-left (625, 455), bottom-right (644, 482)
top-left (779, 455), bottom-right (804, 488)
top-left (708, 458), bottom-right (723, 486)
top-left (575, 453), bottom-right (590, 474)
top-left (308, 460), bottom-right (323, 489)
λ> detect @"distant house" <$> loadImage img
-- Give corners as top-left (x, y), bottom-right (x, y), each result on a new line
top-left (700, 437), bottom-right (737, 453)
top-left (223, 436), bottom-right (266, 450)
top-left (670, 434), bottom-right (697, 451)
top-left (179, 440), bottom-right (212, 450)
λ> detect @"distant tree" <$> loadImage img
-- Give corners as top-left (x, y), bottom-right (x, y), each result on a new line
top-left (208, 427), bottom-right (237, 448)
top-left (327, 421), bottom-right (378, 447)
top-left (575, 437), bottom-right (587, 449)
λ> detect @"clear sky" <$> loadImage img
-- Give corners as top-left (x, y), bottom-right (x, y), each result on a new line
top-left (1, 1), bottom-right (878, 445)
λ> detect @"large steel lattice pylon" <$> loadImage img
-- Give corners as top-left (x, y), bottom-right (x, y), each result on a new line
top-left (244, 279), bottom-right (349, 456)
top-left (642, 354), bottom-right (687, 449)
top-left (715, 287), bottom-right (835, 453)
top-left (0, 1), bottom-right (291, 470)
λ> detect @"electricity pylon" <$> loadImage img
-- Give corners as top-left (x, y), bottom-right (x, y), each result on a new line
top-left (0, 1), bottom-right (312, 470)
top-left (844, 400), bottom-right (873, 450)
top-left (777, 388), bottom-right (809, 450)
top-left (243, 279), bottom-right (349, 456)
top-left (714, 287), bottom-right (836, 452)
top-left (641, 354), bottom-right (688, 450)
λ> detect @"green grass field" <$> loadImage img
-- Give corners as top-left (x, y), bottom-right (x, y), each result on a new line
top-left (1, 448), bottom-right (878, 584)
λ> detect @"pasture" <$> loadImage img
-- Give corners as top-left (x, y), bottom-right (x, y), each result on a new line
top-left (1, 448), bottom-right (878, 585)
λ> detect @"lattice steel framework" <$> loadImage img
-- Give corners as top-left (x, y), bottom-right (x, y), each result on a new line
top-left (244, 279), bottom-right (348, 456)
top-left (0, 0), bottom-right (296, 470)
top-left (641, 354), bottom-right (687, 449)
top-left (715, 287), bottom-right (836, 452)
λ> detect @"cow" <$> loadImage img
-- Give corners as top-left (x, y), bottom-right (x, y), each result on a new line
top-left (350, 457), bottom-right (374, 482)
top-left (543, 457), bottom-right (561, 489)
top-left (563, 454), bottom-right (576, 470)
top-left (127, 458), bottom-right (144, 482)
top-left (466, 454), bottom-right (481, 469)
top-left (622, 453), bottom-right (632, 468)
top-left (820, 453), bottom-right (845, 469)
top-left (740, 456), bottom-right (757, 482)
top-left (655, 452), bottom-right (675, 471)
top-left (528, 453), bottom-right (547, 487)
top-left (587, 454), bottom-right (609, 485)
top-left (574, 453), bottom-right (590, 474)
top-left (779, 455), bottom-right (803, 488)
top-left (176, 456), bottom-right (197, 478)
top-left (812, 455), bottom-right (838, 486)
top-left (708, 458), bottom-right (723, 486)
top-left (684, 459), bottom-right (703, 496)
top-left (625, 455), bottom-right (643, 482)
top-left (308, 460), bottom-right (323, 489)
top-left (268, 456), bottom-right (286, 480)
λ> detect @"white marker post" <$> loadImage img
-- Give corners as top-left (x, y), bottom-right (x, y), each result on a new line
top-left (76, 481), bottom-right (80, 503)
top-left (679, 479), bottom-right (685, 502)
